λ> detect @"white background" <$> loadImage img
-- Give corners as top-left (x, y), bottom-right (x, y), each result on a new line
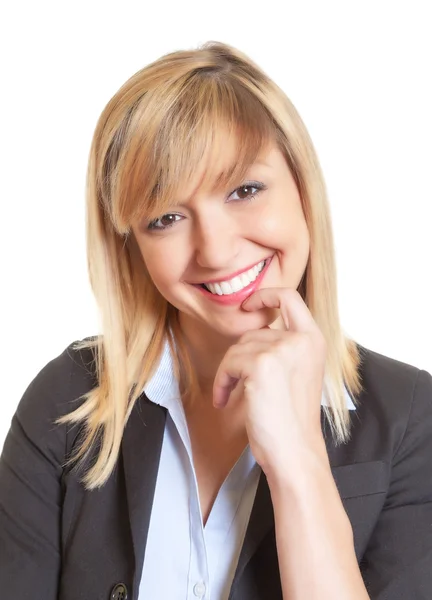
top-left (0, 0), bottom-right (431, 449)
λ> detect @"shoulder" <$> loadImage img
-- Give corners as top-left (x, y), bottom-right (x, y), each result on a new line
top-left (357, 343), bottom-right (431, 407)
top-left (17, 335), bottom-right (99, 418)
top-left (357, 343), bottom-right (426, 401)
top-left (351, 343), bottom-right (432, 457)
top-left (8, 335), bottom-right (100, 464)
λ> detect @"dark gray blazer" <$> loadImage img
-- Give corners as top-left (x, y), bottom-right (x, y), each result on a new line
top-left (1, 338), bottom-right (431, 600)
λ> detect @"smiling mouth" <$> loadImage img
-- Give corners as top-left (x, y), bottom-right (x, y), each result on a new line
top-left (199, 259), bottom-right (267, 296)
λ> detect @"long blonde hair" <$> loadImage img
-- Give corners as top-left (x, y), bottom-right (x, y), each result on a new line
top-left (57, 41), bottom-right (363, 489)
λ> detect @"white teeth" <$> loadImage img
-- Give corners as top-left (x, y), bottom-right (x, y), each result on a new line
top-left (204, 260), bottom-right (266, 295)
top-left (240, 273), bottom-right (250, 287)
top-left (230, 276), bottom-right (244, 292)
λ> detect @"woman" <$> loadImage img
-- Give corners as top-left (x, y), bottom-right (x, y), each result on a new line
top-left (0, 41), bottom-right (431, 600)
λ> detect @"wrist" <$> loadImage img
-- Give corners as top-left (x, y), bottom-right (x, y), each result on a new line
top-left (264, 435), bottom-right (331, 491)
top-left (264, 443), bottom-right (335, 494)
top-left (267, 453), bottom-right (353, 537)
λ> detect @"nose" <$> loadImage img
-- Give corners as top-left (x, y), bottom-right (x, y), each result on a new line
top-left (194, 212), bottom-right (240, 270)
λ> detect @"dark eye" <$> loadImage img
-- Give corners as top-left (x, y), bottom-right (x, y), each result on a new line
top-left (228, 181), bottom-right (266, 202)
top-left (147, 213), bottom-right (183, 231)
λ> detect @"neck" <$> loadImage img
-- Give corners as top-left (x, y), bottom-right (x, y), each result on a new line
top-left (179, 320), bottom-right (237, 395)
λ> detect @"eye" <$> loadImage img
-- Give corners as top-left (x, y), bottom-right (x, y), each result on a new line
top-left (228, 181), bottom-right (267, 202)
top-left (147, 213), bottom-right (183, 231)
top-left (146, 181), bottom-right (266, 231)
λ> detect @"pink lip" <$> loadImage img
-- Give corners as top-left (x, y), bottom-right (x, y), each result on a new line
top-left (197, 259), bottom-right (270, 285)
top-left (193, 256), bottom-right (273, 306)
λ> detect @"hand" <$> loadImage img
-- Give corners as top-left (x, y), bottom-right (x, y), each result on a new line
top-left (212, 288), bottom-right (328, 479)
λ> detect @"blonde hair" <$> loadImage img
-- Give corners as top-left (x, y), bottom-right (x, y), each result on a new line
top-left (57, 41), bottom-right (363, 489)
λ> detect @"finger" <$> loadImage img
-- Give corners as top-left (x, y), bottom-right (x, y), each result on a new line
top-left (213, 374), bottom-right (239, 409)
top-left (242, 288), bottom-right (316, 333)
top-left (213, 336), bottom-right (286, 408)
top-left (237, 327), bottom-right (286, 345)
top-left (213, 354), bottom-right (255, 409)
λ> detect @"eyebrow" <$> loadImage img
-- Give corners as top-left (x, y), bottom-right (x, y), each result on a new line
top-left (235, 158), bottom-right (271, 175)
top-left (217, 159), bottom-right (271, 191)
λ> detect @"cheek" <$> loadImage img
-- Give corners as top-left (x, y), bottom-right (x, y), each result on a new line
top-left (256, 209), bottom-right (309, 251)
top-left (140, 240), bottom-right (188, 293)
top-left (255, 214), bottom-right (279, 238)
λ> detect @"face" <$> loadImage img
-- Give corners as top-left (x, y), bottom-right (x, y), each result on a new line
top-left (131, 138), bottom-right (310, 343)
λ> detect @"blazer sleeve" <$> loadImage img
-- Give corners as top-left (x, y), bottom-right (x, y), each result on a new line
top-left (360, 368), bottom-right (432, 599)
top-left (0, 344), bottom-right (77, 599)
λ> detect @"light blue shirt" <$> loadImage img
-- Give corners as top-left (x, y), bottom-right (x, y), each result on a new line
top-left (138, 338), bottom-right (356, 599)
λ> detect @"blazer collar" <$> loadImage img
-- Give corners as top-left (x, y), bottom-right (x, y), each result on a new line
top-left (121, 394), bottom-right (167, 596)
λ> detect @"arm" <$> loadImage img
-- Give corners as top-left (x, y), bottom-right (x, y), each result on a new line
top-left (0, 346), bottom-right (74, 598)
top-left (267, 442), bottom-right (370, 600)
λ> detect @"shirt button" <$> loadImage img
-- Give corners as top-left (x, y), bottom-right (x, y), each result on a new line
top-left (193, 581), bottom-right (207, 597)
top-left (110, 583), bottom-right (128, 600)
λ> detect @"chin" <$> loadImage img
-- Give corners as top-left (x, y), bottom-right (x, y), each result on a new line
top-left (207, 308), bottom-right (278, 339)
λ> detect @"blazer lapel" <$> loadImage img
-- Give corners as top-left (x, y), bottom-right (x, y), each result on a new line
top-left (121, 393), bottom-right (167, 596)
top-left (228, 468), bottom-right (274, 599)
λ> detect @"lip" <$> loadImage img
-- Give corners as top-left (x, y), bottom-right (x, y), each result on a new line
top-left (193, 255), bottom-right (273, 306)
top-left (197, 258), bottom-right (269, 286)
